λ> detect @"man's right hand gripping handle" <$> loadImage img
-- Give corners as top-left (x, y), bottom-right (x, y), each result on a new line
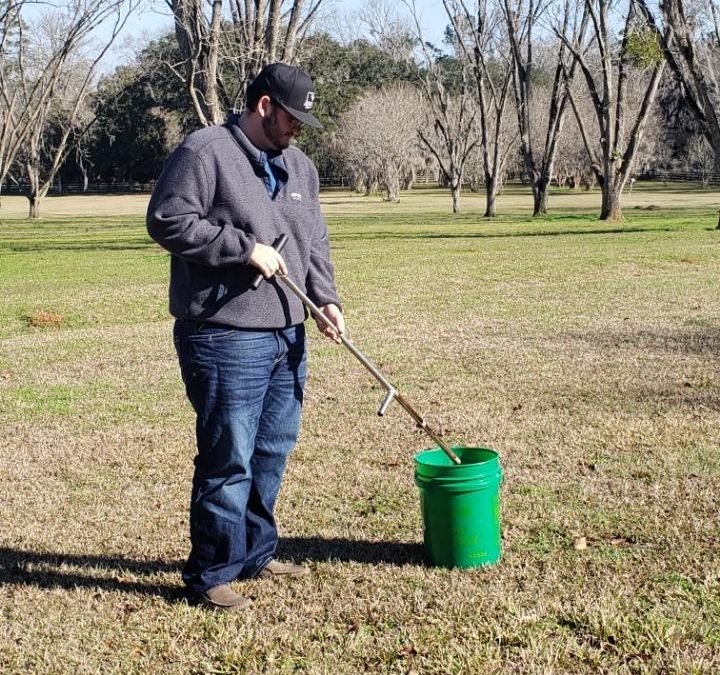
top-left (249, 234), bottom-right (289, 290)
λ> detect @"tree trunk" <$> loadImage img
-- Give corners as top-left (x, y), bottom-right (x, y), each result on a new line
top-left (533, 177), bottom-right (550, 216)
top-left (351, 170), bottom-right (364, 193)
top-left (403, 165), bottom-right (415, 190)
top-left (383, 162), bottom-right (400, 202)
top-left (600, 183), bottom-right (622, 221)
top-left (484, 176), bottom-right (497, 217)
top-left (451, 176), bottom-right (461, 213)
top-left (27, 194), bottom-right (41, 219)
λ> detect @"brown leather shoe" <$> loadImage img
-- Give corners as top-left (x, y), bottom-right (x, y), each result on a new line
top-left (194, 584), bottom-right (252, 611)
top-left (258, 559), bottom-right (309, 579)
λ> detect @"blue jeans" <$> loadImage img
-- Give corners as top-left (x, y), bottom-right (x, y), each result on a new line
top-left (173, 320), bottom-right (307, 595)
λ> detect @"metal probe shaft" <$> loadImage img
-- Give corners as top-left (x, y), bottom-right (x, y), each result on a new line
top-left (276, 271), bottom-right (461, 465)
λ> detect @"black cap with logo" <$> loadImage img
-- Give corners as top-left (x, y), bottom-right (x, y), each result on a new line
top-left (247, 63), bottom-right (323, 129)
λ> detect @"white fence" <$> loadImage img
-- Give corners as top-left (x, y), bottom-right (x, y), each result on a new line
top-left (640, 169), bottom-right (720, 186)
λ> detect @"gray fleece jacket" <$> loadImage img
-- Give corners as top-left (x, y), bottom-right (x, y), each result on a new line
top-left (146, 114), bottom-right (339, 329)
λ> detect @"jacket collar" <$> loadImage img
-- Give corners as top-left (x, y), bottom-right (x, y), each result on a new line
top-left (225, 113), bottom-right (288, 177)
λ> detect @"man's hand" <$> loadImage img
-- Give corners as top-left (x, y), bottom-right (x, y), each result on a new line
top-left (315, 304), bottom-right (345, 344)
top-left (249, 242), bottom-right (287, 279)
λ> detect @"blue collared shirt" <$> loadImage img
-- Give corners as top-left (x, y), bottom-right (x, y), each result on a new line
top-left (258, 151), bottom-right (287, 199)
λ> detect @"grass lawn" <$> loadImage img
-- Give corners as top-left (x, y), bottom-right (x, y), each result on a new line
top-left (1, 184), bottom-right (719, 673)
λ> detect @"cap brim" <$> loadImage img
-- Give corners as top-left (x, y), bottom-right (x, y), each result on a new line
top-left (279, 103), bottom-right (323, 129)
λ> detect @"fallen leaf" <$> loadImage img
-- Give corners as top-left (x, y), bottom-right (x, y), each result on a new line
top-left (397, 643), bottom-right (418, 658)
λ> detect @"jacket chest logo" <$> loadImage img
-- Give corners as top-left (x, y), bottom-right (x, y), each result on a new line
top-left (290, 193), bottom-right (303, 202)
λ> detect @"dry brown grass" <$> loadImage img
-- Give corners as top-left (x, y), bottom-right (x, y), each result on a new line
top-left (1, 186), bottom-right (719, 673)
top-left (25, 310), bottom-right (64, 328)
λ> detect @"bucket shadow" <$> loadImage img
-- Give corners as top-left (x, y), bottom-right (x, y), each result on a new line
top-left (279, 537), bottom-right (425, 566)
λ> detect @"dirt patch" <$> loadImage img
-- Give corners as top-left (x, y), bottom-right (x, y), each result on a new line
top-left (25, 310), bottom-right (64, 328)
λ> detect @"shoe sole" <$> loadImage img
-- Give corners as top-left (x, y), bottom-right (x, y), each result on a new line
top-left (259, 567), bottom-right (310, 579)
top-left (194, 596), bottom-right (253, 612)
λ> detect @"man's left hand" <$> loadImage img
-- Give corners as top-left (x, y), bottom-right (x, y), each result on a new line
top-left (315, 304), bottom-right (345, 344)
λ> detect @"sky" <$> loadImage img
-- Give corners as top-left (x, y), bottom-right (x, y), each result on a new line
top-left (105, 0), bottom-right (450, 70)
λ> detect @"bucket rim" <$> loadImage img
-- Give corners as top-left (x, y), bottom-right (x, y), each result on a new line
top-left (414, 445), bottom-right (499, 467)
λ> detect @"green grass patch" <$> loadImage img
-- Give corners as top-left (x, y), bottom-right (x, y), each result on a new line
top-left (1, 185), bottom-right (719, 673)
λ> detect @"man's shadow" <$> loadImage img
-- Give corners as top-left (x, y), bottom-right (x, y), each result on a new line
top-left (0, 538), bottom-right (424, 602)
top-left (0, 547), bottom-right (185, 601)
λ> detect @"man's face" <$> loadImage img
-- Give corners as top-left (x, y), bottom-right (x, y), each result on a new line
top-left (261, 101), bottom-right (303, 150)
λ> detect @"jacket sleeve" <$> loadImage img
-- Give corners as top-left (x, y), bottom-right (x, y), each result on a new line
top-left (146, 147), bottom-right (255, 267)
top-left (304, 166), bottom-right (341, 308)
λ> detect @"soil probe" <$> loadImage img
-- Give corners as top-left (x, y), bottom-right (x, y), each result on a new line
top-left (251, 234), bottom-right (461, 465)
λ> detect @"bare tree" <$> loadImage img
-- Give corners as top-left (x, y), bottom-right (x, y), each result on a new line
top-left (637, 0), bottom-right (720, 176)
top-left (335, 84), bottom-right (425, 202)
top-left (168, 0), bottom-right (324, 127)
top-left (0, 0), bottom-right (61, 203)
top-left (1, 0), bottom-right (137, 218)
top-left (416, 81), bottom-right (481, 212)
top-left (19, 0), bottom-right (137, 218)
top-left (553, 83), bottom-right (597, 187)
top-left (502, 0), bottom-right (588, 214)
top-left (560, 0), bottom-right (666, 220)
top-left (365, 0), bottom-right (480, 212)
top-left (443, 0), bottom-right (516, 217)
top-left (687, 134), bottom-right (717, 186)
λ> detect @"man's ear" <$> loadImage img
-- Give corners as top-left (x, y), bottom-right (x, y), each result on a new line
top-left (257, 94), bottom-right (272, 119)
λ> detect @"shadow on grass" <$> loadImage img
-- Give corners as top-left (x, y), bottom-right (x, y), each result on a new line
top-left (279, 536), bottom-right (424, 566)
top-left (331, 225), bottom-right (678, 242)
top-left (0, 547), bottom-right (185, 601)
top-left (573, 325), bottom-right (720, 357)
top-left (0, 538), bottom-right (424, 600)
top-left (1, 241), bottom-right (156, 253)
top-left (567, 326), bottom-right (720, 410)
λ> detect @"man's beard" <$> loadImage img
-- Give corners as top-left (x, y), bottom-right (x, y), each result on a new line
top-left (262, 108), bottom-right (292, 150)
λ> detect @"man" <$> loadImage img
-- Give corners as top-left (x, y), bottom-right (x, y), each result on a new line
top-left (147, 63), bottom-right (344, 611)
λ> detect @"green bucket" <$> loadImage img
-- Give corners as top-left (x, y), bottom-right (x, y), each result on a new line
top-left (414, 446), bottom-right (503, 569)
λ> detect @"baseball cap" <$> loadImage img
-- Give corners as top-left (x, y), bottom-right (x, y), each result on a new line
top-left (247, 63), bottom-right (323, 129)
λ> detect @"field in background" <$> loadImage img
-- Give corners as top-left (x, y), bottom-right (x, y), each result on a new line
top-left (1, 181), bottom-right (720, 218)
top-left (1, 185), bottom-right (719, 673)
